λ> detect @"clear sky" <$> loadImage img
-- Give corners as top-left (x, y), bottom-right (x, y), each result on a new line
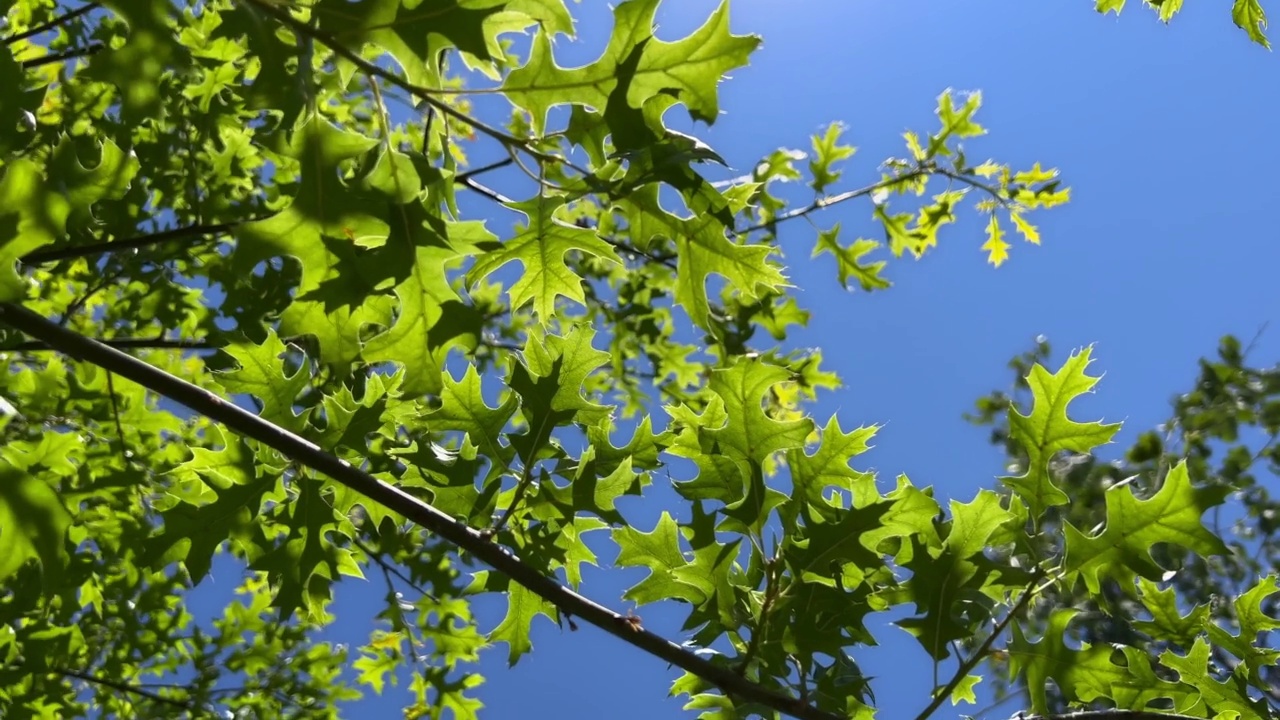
top-left (191, 2), bottom-right (1280, 718)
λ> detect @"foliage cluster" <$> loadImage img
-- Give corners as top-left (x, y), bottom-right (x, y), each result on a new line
top-left (0, 0), bottom-right (1274, 718)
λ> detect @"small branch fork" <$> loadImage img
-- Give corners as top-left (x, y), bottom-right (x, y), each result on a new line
top-left (0, 302), bottom-right (842, 720)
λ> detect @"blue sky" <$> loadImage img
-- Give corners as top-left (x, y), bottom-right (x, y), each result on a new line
top-left (189, 2), bottom-right (1280, 718)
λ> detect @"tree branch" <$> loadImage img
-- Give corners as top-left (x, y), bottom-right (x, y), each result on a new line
top-left (21, 220), bottom-right (250, 265)
top-left (1, 2), bottom-right (101, 45)
top-left (1008, 707), bottom-right (1208, 712)
top-left (19, 42), bottom-right (102, 69)
top-left (1, 336), bottom-right (216, 352)
top-left (737, 169), bottom-right (929, 236)
top-left (0, 301), bottom-right (840, 720)
top-left (49, 665), bottom-right (201, 715)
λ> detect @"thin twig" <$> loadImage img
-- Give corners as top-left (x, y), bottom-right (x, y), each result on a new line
top-left (736, 169), bottom-right (929, 236)
top-left (0, 302), bottom-right (839, 720)
top-left (1, 2), bottom-right (101, 45)
top-left (104, 371), bottom-right (131, 466)
top-left (913, 570), bottom-right (1044, 720)
top-left (457, 158), bottom-right (514, 182)
top-left (350, 535), bottom-right (438, 603)
top-left (599, 236), bottom-right (678, 271)
top-left (489, 460), bottom-right (537, 536)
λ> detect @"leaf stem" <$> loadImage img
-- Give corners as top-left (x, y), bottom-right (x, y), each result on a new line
top-left (0, 302), bottom-right (842, 720)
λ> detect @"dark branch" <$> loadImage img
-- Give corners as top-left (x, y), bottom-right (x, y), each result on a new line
top-left (457, 176), bottom-right (512, 205)
top-left (456, 158), bottom-right (514, 182)
top-left (19, 42), bottom-right (103, 69)
top-left (2, 2), bottom-right (101, 45)
top-left (2, 337), bottom-right (216, 352)
top-left (599, 236), bottom-right (678, 271)
top-left (50, 666), bottom-right (200, 714)
top-left (1008, 707), bottom-right (1208, 712)
top-left (21, 220), bottom-right (250, 265)
top-left (0, 302), bottom-right (840, 720)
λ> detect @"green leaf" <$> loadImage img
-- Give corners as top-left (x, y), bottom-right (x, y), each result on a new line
top-left (146, 430), bottom-right (277, 582)
top-left (808, 123), bottom-right (855, 193)
top-left (1003, 346), bottom-right (1121, 517)
top-left (360, 202), bottom-right (490, 396)
top-left (0, 136), bottom-right (137, 297)
top-left (1064, 461), bottom-right (1230, 594)
top-left (950, 674), bottom-right (981, 706)
top-left (1161, 638), bottom-right (1271, 716)
top-left (232, 116), bottom-right (392, 368)
top-left (430, 364), bottom-right (519, 472)
top-left (503, 0), bottom-right (759, 134)
top-left (1233, 0), bottom-right (1270, 47)
top-left (315, 0), bottom-right (574, 87)
top-left (216, 330), bottom-right (311, 433)
top-left (489, 581), bottom-right (556, 664)
top-left (250, 475), bottom-right (364, 621)
top-left (0, 458), bottom-right (71, 583)
top-left (707, 358), bottom-right (813, 466)
top-left (467, 195), bottom-right (619, 321)
top-left (622, 185), bottom-right (786, 329)
top-left (812, 224), bottom-right (888, 292)
top-left (786, 415), bottom-right (878, 519)
top-left (613, 512), bottom-right (706, 605)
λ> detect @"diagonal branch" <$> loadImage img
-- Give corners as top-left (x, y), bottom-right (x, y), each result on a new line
top-left (0, 301), bottom-right (841, 720)
top-left (2, 336), bottom-right (216, 352)
top-left (49, 665), bottom-right (202, 715)
top-left (1, 2), bottom-right (101, 45)
top-left (736, 169), bottom-right (929, 236)
top-left (20, 220), bottom-right (251, 265)
top-left (18, 42), bottom-right (103, 69)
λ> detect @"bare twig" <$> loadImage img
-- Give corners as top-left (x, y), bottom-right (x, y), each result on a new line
top-left (0, 302), bottom-right (840, 720)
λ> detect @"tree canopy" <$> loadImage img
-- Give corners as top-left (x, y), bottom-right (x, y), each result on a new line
top-left (0, 1), bottom-right (1274, 719)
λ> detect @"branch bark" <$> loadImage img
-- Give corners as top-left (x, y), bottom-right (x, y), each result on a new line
top-left (0, 301), bottom-right (839, 720)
